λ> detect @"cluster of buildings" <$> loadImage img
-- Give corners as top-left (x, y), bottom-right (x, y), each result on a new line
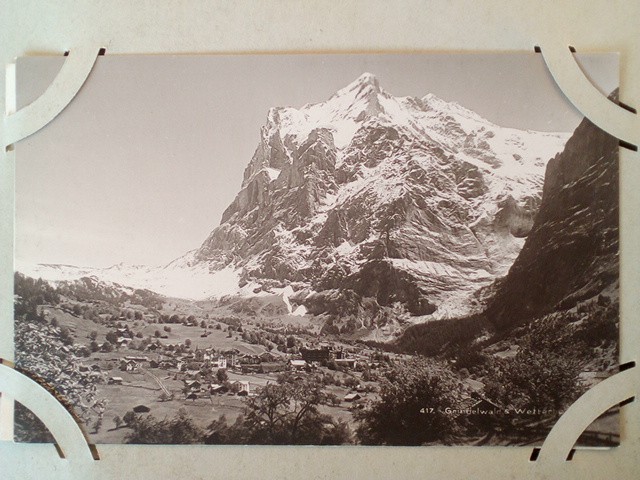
top-left (183, 379), bottom-right (251, 399)
top-left (299, 346), bottom-right (359, 369)
top-left (98, 329), bottom-right (373, 405)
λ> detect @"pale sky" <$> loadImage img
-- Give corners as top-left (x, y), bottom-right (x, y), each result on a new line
top-left (15, 53), bottom-right (618, 268)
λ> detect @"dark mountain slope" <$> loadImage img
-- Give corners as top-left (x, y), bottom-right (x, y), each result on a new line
top-left (485, 105), bottom-right (619, 329)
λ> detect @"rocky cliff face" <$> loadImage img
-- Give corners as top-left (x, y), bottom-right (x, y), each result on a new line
top-left (485, 96), bottom-right (619, 329)
top-left (187, 73), bottom-right (570, 318)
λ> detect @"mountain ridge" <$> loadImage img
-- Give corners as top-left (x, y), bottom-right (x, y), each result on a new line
top-left (190, 73), bottom-right (569, 319)
top-left (18, 74), bottom-right (571, 321)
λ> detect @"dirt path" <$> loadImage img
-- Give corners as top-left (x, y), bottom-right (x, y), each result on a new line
top-left (141, 368), bottom-right (171, 397)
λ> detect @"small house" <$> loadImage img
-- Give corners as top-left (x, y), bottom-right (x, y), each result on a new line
top-left (259, 352), bottom-right (278, 363)
top-left (209, 383), bottom-right (227, 394)
top-left (108, 376), bottom-right (123, 385)
top-left (232, 380), bottom-right (250, 395)
top-left (239, 354), bottom-right (261, 365)
top-left (125, 356), bottom-right (148, 362)
top-left (120, 359), bottom-right (138, 372)
top-left (216, 356), bottom-right (227, 369)
top-left (184, 379), bottom-right (202, 391)
top-left (344, 393), bottom-right (361, 402)
top-left (288, 359), bottom-right (308, 371)
top-left (335, 358), bottom-right (357, 369)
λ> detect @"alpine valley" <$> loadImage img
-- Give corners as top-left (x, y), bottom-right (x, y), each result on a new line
top-left (19, 73), bottom-right (571, 333)
top-left (14, 73), bottom-right (621, 447)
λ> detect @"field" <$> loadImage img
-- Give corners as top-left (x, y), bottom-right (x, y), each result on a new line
top-left (37, 298), bottom-right (382, 444)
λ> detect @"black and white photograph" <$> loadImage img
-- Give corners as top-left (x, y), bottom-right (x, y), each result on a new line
top-left (13, 52), bottom-right (620, 447)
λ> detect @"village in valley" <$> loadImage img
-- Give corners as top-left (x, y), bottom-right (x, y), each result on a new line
top-left (89, 314), bottom-right (385, 444)
top-left (14, 274), bottom-right (416, 444)
top-left (14, 270), bottom-right (619, 446)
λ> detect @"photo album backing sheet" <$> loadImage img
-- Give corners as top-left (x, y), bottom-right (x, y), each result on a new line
top-left (1, 3), bottom-right (638, 480)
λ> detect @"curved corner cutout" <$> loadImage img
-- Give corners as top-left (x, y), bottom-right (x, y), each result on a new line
top-left (536, 367), bottom-right (637, 465)
top-left (3, 46), bottom-right (101, 148)
top-left (538, 44), bottom-right (639, 147)
top-left (0, 363), bottom-right (95, 462)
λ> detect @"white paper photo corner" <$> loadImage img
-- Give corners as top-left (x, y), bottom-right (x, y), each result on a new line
top-left (535, 365), bottom-right (636, 465)
top-left (531, 43), bottom-right (638, 466)
top-left (536, 44), bottom-right (638, 148)
top-left (2, 46), bottom-right (102, 149)
top-left (1, 46), bottom-right (103, 465)
top-left (0, 362), bottom-right (96, 462)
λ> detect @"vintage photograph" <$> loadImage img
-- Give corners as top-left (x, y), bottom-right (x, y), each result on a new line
top-left (13, 53), bottom-right (620, 446)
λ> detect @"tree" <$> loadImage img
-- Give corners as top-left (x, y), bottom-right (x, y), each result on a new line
top-left (89, 330), bottom-right (98, 341)
top-left (354, 358), bottom-right (464, 445)
top-left (361, 368), bottom-right (377, 382)
top-left (185, 339), bottom-right (192, 348)
top-left (204, 415), bottom-right (247, 444)
top-left (125, 409), bottom-right (202, 444)
top-left (484, 347), bottom-right (584, 415)
top-left (154, 330), bottom-right (161, 338)
top-left (105, 331), bottom-right (118, 344)
top-left (77, 346), bottom-right (91, 358)
top-left (113, 416), bottom-right (123, 429)
top-left (92, 417), bottom-right (103, 434)
top-left (90, 340), bottom-right (100, 353)
top-left (343, 376), bottom-right (359, 389)
top-left (216, 368), bottom-right (228, 383)
top-left (101, 341), bottom-right (114, 353)
top-left (58, 326), bottom-right (74, 346)
top-left (123, 411), bottom-right (136, 426)
top-left (237, 374), bottom-right (349, 445)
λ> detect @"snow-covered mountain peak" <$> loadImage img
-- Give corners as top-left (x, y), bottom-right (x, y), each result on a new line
top-left (192, 73), bottom-right (572, 319)
top-left (332, 71), bottom-right (383, 101)
top-left (19, 74), bottom-right (573, 323)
